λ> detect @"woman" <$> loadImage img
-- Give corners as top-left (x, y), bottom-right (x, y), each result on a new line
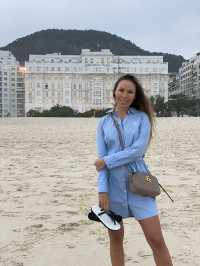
top-left (94, 74), bottom-right (173, 266)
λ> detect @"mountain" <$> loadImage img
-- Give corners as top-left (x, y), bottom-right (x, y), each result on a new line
top-left (0, 29), bottom-right (185, 73)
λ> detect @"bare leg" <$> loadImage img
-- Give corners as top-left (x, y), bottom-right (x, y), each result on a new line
top-left (138, 215), bottom-right (173, 266)
top-left (108, 221), bottom-right (124, 266)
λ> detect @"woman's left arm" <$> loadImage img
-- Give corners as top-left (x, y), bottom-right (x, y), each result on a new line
top-left (103, 113), bottom-right (150, 169)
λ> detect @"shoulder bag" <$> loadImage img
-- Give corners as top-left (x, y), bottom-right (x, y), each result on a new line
top-left (110, 113), bottom-right (173, 202)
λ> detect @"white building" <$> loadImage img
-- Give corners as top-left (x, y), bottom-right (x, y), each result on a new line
top-left (16, 66), bottom-right (25, 117)
top-left (0, 50), bottom-right (18, 117)
top-left (25, 49), bottom-right (169, 113)
top-left (168, 73), bottom-right (180, 97)
top-left (179, 53), bottom-right (200, 98)
top-left (0, 50), bottom-right (25, 117)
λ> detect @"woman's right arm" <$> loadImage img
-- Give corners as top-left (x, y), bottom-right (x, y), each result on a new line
top-left (96, 117), bottom-right (109, 210)
top-left (96, 117), bottom-right (109, 193)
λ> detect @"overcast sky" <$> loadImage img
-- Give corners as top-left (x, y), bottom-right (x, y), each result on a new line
top-left (0, 0), bottom-right (199, 59)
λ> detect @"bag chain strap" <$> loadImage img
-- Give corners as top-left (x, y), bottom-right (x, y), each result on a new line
top-left (110, 113), bottom-right (149, 173)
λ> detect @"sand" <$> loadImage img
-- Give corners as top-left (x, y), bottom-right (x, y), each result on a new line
top-left (0, 117), bottom-right (200, 266)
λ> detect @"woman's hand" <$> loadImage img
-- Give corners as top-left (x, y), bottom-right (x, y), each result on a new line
top-left (99, 192), bottom-right (109, 210)
top-left (94, 159), bottom-right (106, 171)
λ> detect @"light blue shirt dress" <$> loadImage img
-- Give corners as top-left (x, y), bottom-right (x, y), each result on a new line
top-left (96, 107), bottom-right (158, 220)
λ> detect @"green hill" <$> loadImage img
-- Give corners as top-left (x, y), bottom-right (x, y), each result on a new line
top-left (1, 29), bottom-right (185, 73)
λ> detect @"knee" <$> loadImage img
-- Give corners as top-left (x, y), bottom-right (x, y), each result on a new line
top-left (147, 235), bottom-right (166, 250)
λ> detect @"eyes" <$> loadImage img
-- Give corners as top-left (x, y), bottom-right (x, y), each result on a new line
top-left (118, 87), bottom-right (135, 94)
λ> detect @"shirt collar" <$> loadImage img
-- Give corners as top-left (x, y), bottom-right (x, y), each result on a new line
top-left (106, 107), bottom-right (136, 115)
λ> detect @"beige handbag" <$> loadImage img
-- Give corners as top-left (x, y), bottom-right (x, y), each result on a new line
top-left (128, 171), bottom-right (161, 197)
top-left (110, 113), bottom-right (173, 202)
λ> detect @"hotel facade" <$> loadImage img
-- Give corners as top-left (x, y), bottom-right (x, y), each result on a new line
top-left (25, 49), bottom-right (169, 113)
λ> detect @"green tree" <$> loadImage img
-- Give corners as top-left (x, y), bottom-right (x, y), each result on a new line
top-left (26, 109), bottom-right (41, 117)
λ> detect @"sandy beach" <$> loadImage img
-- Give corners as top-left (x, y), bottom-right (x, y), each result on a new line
top-left (0, 117), bottom-right (200, 266)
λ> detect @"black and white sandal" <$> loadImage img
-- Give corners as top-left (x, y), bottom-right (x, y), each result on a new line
top-left (88, 205), bottom-right (122, 231)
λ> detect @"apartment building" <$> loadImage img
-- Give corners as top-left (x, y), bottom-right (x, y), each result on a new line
top-left (0, 50), bottom-right (25, 117)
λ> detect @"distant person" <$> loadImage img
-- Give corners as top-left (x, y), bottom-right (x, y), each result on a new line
top-left (94, 74), bottom-right (173, 266)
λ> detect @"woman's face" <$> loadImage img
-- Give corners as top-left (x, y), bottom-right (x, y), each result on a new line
top-left (114, 80), bottom-right (136, 109)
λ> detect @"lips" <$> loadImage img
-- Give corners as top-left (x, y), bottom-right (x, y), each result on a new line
top-left (119, 100), bottom-right (129, 104)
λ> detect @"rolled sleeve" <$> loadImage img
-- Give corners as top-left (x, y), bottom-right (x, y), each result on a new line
top-left (96, 117), bottom-right (109, 192)
top-left (103, 113), bottom-right (150, 169)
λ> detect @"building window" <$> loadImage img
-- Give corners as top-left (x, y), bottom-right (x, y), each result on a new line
top-left (94, 91), bottom-right (101, 96)
top-left (95, 99), bottom-right (101, 105)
